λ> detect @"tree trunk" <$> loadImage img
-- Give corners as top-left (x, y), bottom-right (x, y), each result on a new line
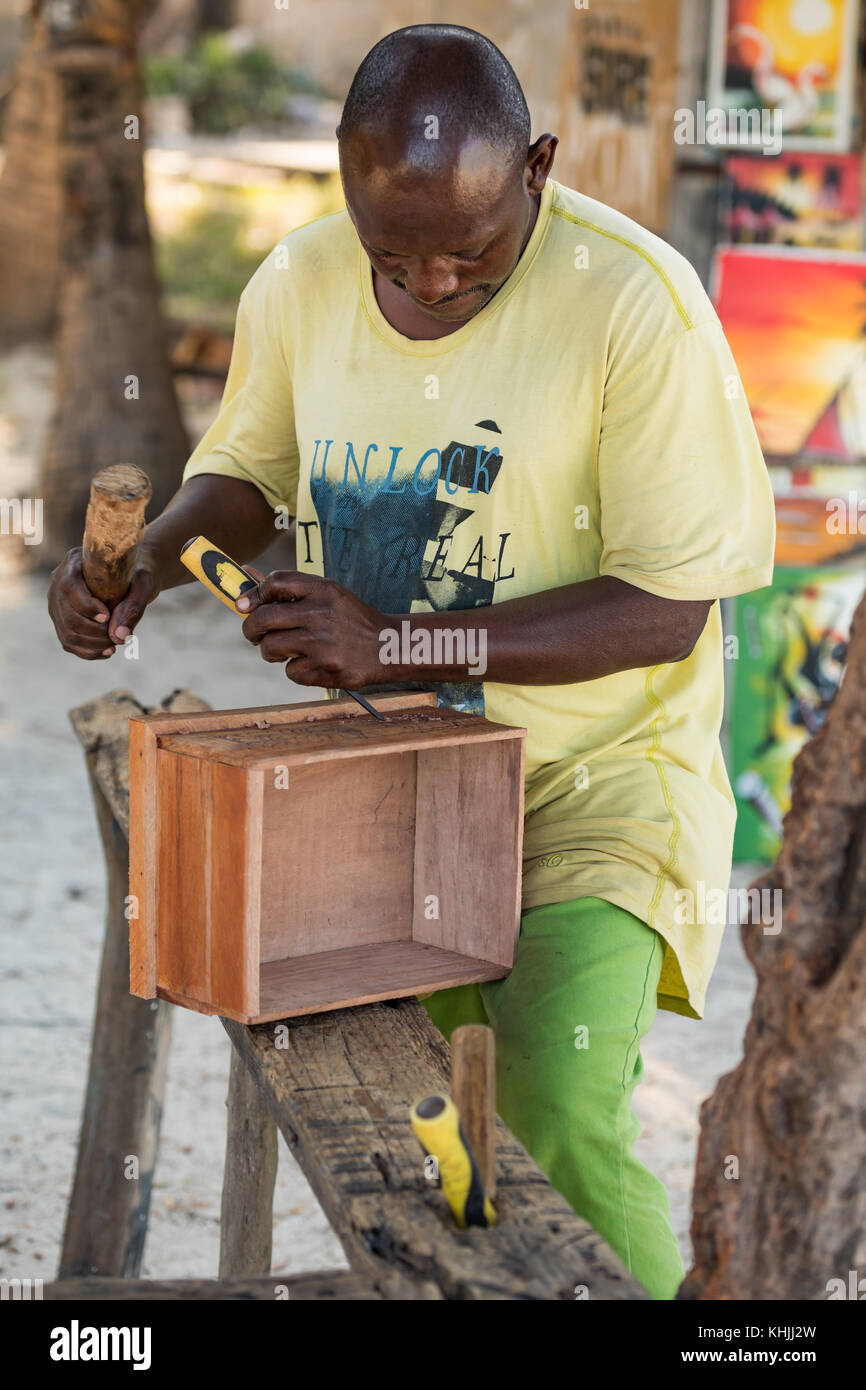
top-left (195, 0), bottom-right (237, 33)
top-left (682, 593), bottom-right (866, 1300)
top-left (36, 0), bottom-right (189, 566)
top-left (0, 11), bottom-right (64, 343)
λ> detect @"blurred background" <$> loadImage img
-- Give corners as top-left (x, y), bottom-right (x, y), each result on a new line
top-left (1, 0), bottom-right (865, 1285)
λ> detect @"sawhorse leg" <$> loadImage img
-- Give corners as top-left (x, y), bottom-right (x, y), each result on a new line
top-left (219, 1045), bottom-right (278, 1277)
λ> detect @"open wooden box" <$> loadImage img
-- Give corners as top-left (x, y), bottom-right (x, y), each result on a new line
top-left (129, 692), bottom-right (526, 1023)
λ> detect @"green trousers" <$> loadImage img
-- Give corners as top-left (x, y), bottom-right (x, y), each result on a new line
top-left (422, 896), bottom-right (684, 1300)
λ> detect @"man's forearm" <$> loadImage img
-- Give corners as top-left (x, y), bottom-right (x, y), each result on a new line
top-left (138, 474), bottom-right (278, 589)
top-left (378, 577), bottom-right (712, 686)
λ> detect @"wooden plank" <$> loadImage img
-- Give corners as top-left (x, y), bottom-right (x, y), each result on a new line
top-left (158, 708), bottom-right (525, 770)
top-left (555, 0), bottom-right (682, 233)
top-left (259, 753), bottom-right (416, 964)
top-left (219, 1046), bottom-right (278, 1278)
top-left (413, 739), bottom-right (524, 967)
top-left (155, 748), bottom-right (209, 1003)
top-left (222, 1003), bottom-right (648, 1300)
top-left (61, 689), bottom-right (208, 1278)
top-left (209, 763), bottom-right (261, 1018)
top-left (129, 714), bottom-right (159, 997)
top-left (44, 1272), bottom-right (378, 1300)
top-left (131, 690), bottom-right (435, 741)
top-left (128, 689), bottom-right (212, 998)
top-left (452, 1025), bottom-right (497, 1200)
top-left (257, 942), bottom-right (506, 1023)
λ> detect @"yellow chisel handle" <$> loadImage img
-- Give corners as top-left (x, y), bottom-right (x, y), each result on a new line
top-left (179, 534), bottom-right (388, 722)
top-left (179, 535), bottom-right (258, 613)
top-left (410, 1093), bottom-right (498, 1229)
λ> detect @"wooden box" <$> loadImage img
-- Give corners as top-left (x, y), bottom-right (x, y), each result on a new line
top-left (129, 692), bottom-right (525, 1023)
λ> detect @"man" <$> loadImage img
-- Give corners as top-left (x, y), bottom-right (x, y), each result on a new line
top-left (48, 24), bottom-right (775, 1298)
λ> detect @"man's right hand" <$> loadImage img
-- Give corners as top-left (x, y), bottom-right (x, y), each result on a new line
top-left (48, 547), bottom-right (160, 660)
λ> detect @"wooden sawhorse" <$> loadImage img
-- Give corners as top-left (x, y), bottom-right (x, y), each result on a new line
top-left (52, 689), bottom-right (645, 1301)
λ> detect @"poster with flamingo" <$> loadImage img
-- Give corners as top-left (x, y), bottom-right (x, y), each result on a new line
top-left (708, 0), bottom-right (859, 151)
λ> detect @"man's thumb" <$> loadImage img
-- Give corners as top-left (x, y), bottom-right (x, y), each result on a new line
top-left (109, 568), bottom-right (158, 644)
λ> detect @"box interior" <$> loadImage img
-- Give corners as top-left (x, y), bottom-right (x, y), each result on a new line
top-left (255, 742), bottom-right (520, 1020)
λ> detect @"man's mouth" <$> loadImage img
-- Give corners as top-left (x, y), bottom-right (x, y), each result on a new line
top-left (396, 282), bottom-right (489, 316)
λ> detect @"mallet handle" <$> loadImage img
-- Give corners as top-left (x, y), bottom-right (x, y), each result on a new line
top-left (81, 465), bottom-right (152, 605)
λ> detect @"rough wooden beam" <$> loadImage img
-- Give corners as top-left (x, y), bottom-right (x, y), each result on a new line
top-left (219, 1046), bottom-right (279, 1278)
top-left (223, 1008), bottom-right (647, 1301)
top-left (44, 1272), bottom-right (376, 1301)
top-left (60, 689), bottom-right (208, 1279)
top-left (683, 595), bottom-right (866, 1299)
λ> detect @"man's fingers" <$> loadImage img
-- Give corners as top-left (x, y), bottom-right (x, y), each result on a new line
top-left (108, 568), bottom-right (157, 643)
top-left (60, 634), bottom-right (116, 660)
top-left (241, 602), bottom-right (311, 646)
top-left (236, 569), bottom-right (328, 614)
top-left (64, 569), bottom-right (111, 624)
top-left (282, 658), bottom-right (325, 687)
top-left (258, 630), bottom-right (306, 664)
top-left (64, 617), bottom-right (114, 644)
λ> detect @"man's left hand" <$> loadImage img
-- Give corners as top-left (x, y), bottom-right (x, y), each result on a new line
top-left (238, 571), bottom-right (387, 689)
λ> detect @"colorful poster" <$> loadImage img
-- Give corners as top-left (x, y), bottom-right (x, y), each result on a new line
top-left (713, 246), bottom-right (866, 460)
top-left (730, 564), bottom-right (865, 861)
top-left (774, 491), bottom-right (866, 563)
top-left (720, 152), bottom-right (863, 247)
top-left (708, 0), bottom-right (859, 152)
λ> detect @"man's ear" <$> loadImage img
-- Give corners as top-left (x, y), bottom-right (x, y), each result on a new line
top-left (526, 134), bottom-right (558, 193)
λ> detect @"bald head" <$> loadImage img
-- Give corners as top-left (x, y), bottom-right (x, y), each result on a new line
top-left (337, 25), bottom-right (556, 329)
top-left (338, 24), bottom-right (531, 175)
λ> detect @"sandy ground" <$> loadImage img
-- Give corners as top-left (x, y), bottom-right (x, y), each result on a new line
top-left (0, 345), bottom-right (759, 1286)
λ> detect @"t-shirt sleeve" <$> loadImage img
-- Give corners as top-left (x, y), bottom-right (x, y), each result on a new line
top-left (597, 315), bottom-right (775, 600)
top-left (182, 252), bottom-right (300, 516)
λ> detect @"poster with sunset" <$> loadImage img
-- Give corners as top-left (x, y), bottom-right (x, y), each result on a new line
top-left (708, 0), bottom-right (859, 150)
top-left (713, 246), bottom-right (866, 460)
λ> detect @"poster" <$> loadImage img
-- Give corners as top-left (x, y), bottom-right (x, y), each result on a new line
top-left (713, 246), bottom-right (866, 461)
top-left (730, 564), bottom-right (865, 860)
top-left (720, 152), bottom-right (863, 247)
top-left (774, 491), bottom-right (866, 563)
top-left (708, 0), bottom-right (859, 152)
top-left (555, 0), bottom-right (681, 231)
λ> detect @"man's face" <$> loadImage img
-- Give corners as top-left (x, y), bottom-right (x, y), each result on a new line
top-left (341, 134), bottom-right (535, 324)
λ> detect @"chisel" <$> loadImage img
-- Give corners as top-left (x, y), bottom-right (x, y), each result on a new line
top-left (179, 535), bottom-right (387, 720)
top-left (410, 1093), bottom-right (498, 1229)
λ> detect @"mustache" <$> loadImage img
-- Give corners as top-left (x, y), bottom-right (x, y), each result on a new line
top-left (393, 280), bottom-right (488, 305)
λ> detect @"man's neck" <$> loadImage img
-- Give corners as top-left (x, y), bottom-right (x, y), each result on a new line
top-left (372, 193), bottom-right (541, 342)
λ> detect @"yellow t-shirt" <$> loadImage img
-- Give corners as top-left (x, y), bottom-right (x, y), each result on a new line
top-left (183, 177), bottom-right (775, 1019)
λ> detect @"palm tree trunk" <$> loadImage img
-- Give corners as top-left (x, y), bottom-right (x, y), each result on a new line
top-left (0, 11), bottom-right (64, 343)
top-left (34, 0), bottom-right (189, 565)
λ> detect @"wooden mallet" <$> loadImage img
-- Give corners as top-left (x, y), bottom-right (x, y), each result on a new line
top-left (81, 464), bottom-right (153, 605)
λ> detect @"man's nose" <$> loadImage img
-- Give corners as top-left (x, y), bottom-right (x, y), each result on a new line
top-left (405, 259), bottom-right (460, 304)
